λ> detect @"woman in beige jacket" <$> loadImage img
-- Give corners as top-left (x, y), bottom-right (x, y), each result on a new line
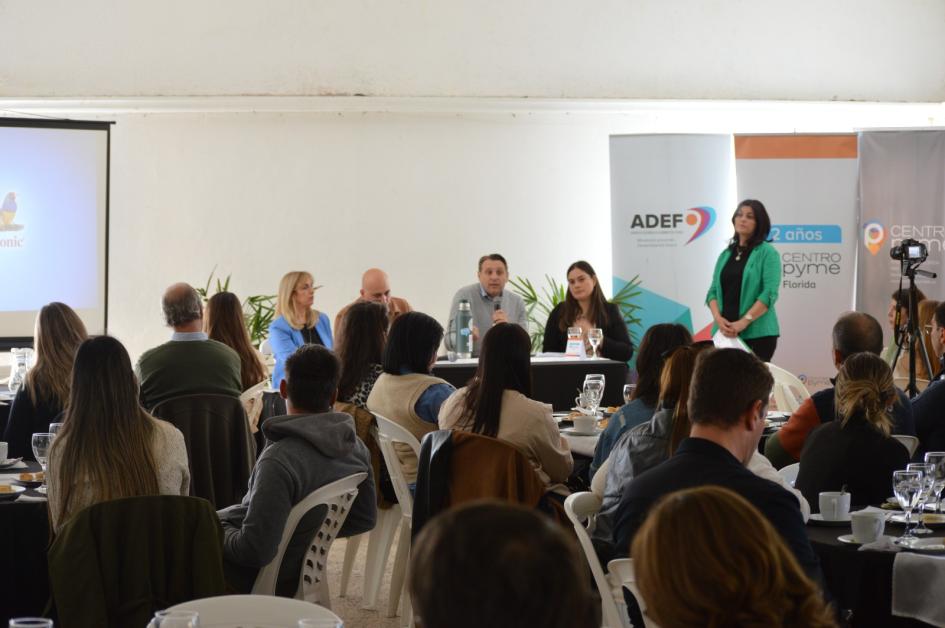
top-left (438, 323), bottom-right (573, 495)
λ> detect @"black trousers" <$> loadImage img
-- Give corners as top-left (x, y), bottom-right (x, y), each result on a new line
top-left (744, 335), bottom-right (778, 362)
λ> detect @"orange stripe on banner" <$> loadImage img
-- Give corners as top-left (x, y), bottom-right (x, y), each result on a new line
top-left (735, 135), bottom-right (857, 159)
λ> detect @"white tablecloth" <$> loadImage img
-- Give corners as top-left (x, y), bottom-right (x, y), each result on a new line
top-left (562, 432), bottom-right (600, 457)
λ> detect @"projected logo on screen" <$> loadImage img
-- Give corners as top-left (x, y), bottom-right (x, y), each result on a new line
top-left (0, 192), bottom-right (23, 232)
top-left (684, 206), bottom-right (716, 244)
top-left (863, 221), bottom-right (885, 256)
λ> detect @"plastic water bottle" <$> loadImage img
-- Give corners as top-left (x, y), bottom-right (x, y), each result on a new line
top-left (456, 300), bottom-right (473, 359)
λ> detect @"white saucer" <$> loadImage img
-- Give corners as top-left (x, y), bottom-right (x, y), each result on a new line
top-left (838, 534), bottom-right (895, 545)
top-left (809, 513), bottom-right (852, 526)
top-left (0, 458), bottom-right (23, 469)
top-left (560, 427), bottom-right (603, 436)
top-left (904, 538), bottom-right (945, 554)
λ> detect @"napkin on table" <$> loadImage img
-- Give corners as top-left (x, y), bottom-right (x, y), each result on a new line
top-left (893, 552), bottom-right (945, 626)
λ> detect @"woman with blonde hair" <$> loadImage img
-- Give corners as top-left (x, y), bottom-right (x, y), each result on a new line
top-left (205, 291), bottom-right (267, 391)
top-left (795, 352), bottom-right (910, 511)
top-left (3, 302), bottom-right (87, 460)
top-left (268, 271), bottom-right (333, 387)
top-left (46, 336), bottom-right (190, 533)
top-left (632, 485), bottom-right (836, 628)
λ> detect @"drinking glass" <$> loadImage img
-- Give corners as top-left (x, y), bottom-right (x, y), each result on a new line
top-left (924, 451), bottom-right (945, 512)
top-left (152, 611), bottom-right (199, 628)
top-left (623, 384), bottom-right (635, 405)
top-left (31, 433), bottom-right (53, 495)
top-left (9, 619), bottom-right (54, 627)
top-left (893, 469), bottom-right (922, 545)
top-left (48, 423), bottom-right (64, 437)
top-left (907, 462), bottom-right (935, 535)
top-left (567, 327), bottom-right (583, 341)
top-left (8, 349), bottom-right (29, 395)
top-left (587, 328), bottom-right (604, 358)
top-left (583, 379), bottom-right (604, 416)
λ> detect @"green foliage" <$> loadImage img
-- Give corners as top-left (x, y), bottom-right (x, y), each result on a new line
top-left (509, 274), bottom-right (643, 353)
top-left (196, 268), bottom-right (277, 346)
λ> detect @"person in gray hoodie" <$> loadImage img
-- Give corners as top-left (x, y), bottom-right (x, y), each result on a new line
top-left (218, 344), bottom-right (377, 595)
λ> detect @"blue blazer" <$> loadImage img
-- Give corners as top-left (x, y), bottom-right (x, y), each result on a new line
top-left (269, 312), bottom-right (333, 387)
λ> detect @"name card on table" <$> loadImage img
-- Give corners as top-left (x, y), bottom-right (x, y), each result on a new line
top-left (565, 338), bottom-right (587, 358)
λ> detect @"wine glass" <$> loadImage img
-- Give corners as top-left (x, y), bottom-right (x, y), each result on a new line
top-left (48, 422), bottom-right (65, 437)
top-left (31, 433), bottom-right (53, 495)
top-left (583, 379), bottom-right (604, 417)
top-left (152, 610), bottom-right (199, 627)
top-left (588, 328), bottom-right (604, 358)
top-left (924, 452), bottom-right (945, 512)
top-left (623, 384), bottom-right (635, 405)
top-left (893, 469), bottom-right (922, 545)
top-left (907, 462), bottom-right (935, 535)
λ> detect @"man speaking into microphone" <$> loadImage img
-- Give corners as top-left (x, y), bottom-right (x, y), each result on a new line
top-left (446, 253), bottom-right (528, 356)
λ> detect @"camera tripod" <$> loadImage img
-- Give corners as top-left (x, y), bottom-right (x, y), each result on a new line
top-left (891, 261), bottom-right (938, 398)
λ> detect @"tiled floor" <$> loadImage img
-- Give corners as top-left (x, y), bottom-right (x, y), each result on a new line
top-left (326, 534), bottom-right (405, 628)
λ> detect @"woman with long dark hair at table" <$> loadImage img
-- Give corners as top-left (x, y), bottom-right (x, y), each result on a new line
top-left (337, 301), bottom-right (389, 409)
top-left (3, 302), bottom-right (87, 460)
top-left (47, 336), bottom-right (190, 533)
top-left (205, 291), bottom-right (267, 391)
top-left (439, 323), bottom-right (573, 495)
top-left (542, 260), bottom-right (633, 361)
top-left (705, 199), bottom-right (781, 362)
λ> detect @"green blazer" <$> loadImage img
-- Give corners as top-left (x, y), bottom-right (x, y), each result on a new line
top-left (705, 241), bottom-right (781, 339)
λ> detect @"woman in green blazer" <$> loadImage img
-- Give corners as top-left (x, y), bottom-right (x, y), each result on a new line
top-left (705, 199), bottom-right (781, 362)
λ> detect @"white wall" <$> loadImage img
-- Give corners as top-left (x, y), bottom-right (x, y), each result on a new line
top-left (0, 98), bottom-right (912, 359)
top-left (2, 0), bottom-right (944, 102)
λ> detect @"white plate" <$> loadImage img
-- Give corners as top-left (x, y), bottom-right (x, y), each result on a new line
top-left (560, 427), bottom-right (603, 436)
top-left (809, 513), bottom-right (852, 526)
top-left (904, 538), bottom-right (945, 553)
top-left (890, 513), bottom-right (945, 527)
top-left (0, 458), bottom-right (23, 469)
top-left (0, 484), bottom-right (26, 502)
top-left (838, 533), bottom-right (895, 545)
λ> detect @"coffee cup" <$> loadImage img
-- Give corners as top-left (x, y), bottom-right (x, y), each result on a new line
top-left (0, 441), bottom-right (7, 461)
top-left (571, 415), bottom-right (597, 435)
top-left (851, 511), bottom-right (886, 544)
top-left (819, 491), bottom-right (851, 521)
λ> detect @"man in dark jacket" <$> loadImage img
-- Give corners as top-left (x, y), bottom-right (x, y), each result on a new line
top-left (218, 344), bottom-right (376, 595)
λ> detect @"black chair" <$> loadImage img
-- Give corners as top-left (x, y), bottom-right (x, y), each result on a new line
top-left (48, 495), bottom-right (227, 628)
top-left (151, 393), bottom-right (255, 508)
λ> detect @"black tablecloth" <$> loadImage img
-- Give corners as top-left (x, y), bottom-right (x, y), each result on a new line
top-left (432, 358), bottom-right (629, 411)
top-left (807, 522), bottom-right (932, 627)
top-left (0, 462), bottom-right (50, 623)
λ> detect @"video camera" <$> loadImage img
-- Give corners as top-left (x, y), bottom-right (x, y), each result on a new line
top-left (890, 238), bottom-right (928, 264)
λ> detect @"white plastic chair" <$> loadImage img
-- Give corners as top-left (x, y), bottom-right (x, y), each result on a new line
top-left (369, 413), bottom-right (421, 627)
top-left (893, 434), bottom-right (920, 457)
top-left (165, 594), bottom-right (341, 626)
top-left (239, 379), bottom-right (268, 434)
top-left (259, 338), bottom-right (273, 356)
top-left (779, 462), bottom-right (800, 487)
top-left (564, 492), bottom-right (631, 628)
top-left (251, 472), bottom-right (367, 608)
top-left (607, 559), bottom-right (659, 628)
top-left (766, 363), bottom-right (811, 413)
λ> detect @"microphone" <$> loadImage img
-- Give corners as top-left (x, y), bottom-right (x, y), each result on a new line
top-left (494, 299), bottom-right (501, 312)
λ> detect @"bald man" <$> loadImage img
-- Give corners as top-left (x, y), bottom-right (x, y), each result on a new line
top-left (334, 269), bottom-right (413, 347)
top-left (136, 282), bottom-right (243, 409)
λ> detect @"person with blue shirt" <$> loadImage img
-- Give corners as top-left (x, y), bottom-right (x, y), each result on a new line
top-left (706, 199), bottom-right (781, 362)
top-left (269, 271), bottom-right (333, 387)
top-left (367, 312), bottom-right (455, 484)
top-left (590, 323), bottom-right (692, 475)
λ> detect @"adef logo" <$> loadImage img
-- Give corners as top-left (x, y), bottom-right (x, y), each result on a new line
top-left (684, 206), bottom-right (716, 245)
top-left (863, 221), bottom-right (885, 256)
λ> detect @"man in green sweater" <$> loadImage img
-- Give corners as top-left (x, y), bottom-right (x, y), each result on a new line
top-left (136, 282), bottom-right (242, 410)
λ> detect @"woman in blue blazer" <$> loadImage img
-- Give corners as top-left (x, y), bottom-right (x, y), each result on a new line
top-left (269, 271), bottom-right (333, 387)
